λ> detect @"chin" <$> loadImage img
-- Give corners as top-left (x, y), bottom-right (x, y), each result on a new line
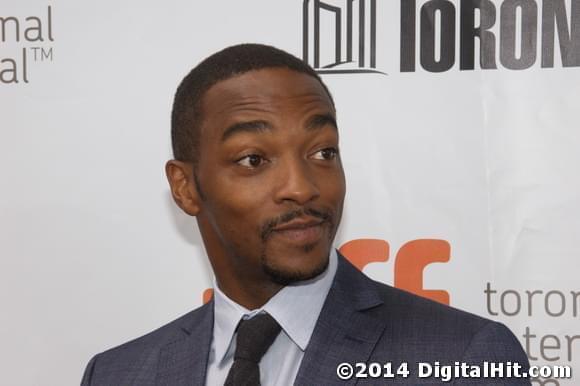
top-left (261, 243), bottom-right (330, 286)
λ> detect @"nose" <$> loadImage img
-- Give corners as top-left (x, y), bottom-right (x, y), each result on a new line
top-left (273, 157), bottom-right (320, 205)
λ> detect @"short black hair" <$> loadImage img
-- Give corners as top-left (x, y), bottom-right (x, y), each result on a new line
top-left (170, 43), bottom-right (334, 163)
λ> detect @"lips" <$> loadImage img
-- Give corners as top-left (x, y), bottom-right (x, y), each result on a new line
top-left (272, 216), bottom-right (324, 231)
top-left (270, 217), bottom-right (326, 244)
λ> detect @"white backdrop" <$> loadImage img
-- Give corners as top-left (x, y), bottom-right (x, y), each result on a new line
top-left (0, 1), bottom-right (578, 385)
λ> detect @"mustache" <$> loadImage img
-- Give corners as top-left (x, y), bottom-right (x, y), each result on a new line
top-left (260, 207), bottom-right (332, 241)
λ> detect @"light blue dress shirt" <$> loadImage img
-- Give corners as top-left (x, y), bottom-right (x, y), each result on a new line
top-left (205, 249), bottom-right (338, 386)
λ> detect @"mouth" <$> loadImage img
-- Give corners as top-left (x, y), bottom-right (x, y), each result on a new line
top-left (270, 217), bottom-right (326, 244)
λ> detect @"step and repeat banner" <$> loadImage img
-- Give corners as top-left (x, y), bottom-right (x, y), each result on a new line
top-left (1, 1), bottom-right (578, 385)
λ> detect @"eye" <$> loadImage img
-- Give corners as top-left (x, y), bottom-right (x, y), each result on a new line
top-left (312, 147), bottom-right (338, 161)
top-left (236, 154), bottom-right (267, 168)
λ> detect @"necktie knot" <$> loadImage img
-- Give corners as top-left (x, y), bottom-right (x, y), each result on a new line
top-left (224, 313), bottom-right (282, 386)
top-left (234, 313), bottom-right (281, 363)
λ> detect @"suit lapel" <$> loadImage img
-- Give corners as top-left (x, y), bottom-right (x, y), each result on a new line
top-left (156, 301), bottom-right (214, 386)
top-left (294, 254), bottom-right (387, 386)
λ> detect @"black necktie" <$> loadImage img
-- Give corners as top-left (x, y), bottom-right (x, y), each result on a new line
top-left (224, 313), bottom-right (282, 386)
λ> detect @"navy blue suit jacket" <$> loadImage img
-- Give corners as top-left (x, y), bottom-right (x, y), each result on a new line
top-left (82, 254), bottom-right (531, 385)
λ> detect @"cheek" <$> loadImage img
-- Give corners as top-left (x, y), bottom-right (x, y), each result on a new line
top-left (213, 169), bottom-right (274, 204)
top-left (204, 179), bottom-right (271, 234)
top-left (215, 184), bottom-right (271, 215)
top-left (317, 168), bottom-right (346, 200)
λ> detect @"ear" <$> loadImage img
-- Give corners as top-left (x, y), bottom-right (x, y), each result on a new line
top-left (165, 160), bottom-right (201, 216)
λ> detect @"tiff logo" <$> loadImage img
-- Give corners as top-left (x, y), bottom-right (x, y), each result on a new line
top-left (302, 0), bottom-right (385, 74)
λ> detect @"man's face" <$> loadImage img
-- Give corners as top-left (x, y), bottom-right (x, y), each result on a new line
top-left (193, 68), bottom-right (345, 289)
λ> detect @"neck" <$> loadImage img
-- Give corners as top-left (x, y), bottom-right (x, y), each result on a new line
top-left (215, 273), bottom-right (283, 310)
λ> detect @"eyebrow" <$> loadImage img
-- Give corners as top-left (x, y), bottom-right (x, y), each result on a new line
top-left (305, 113), bottom-right (338, 131)
top-left (220, 113), bottom-right (337, 142)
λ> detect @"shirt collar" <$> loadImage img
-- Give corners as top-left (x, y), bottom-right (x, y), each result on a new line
top-left (211, 249), bottom-right (338, 364)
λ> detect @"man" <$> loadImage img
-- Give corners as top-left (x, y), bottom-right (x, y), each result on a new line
top-left (81, 44), bottom-right (531, 385)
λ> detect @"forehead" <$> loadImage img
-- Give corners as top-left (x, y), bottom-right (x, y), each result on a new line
top-left (199, 68), bottom-right (334, 131)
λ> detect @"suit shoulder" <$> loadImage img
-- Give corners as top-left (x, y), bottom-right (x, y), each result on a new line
top-left (81, 302), bottom-right (213, 385)
top-left (371, 279), bottom-right (490, 331)
top-left (88, 302), bottom-right (212, 367)
top-left (367, 280), bottom-right (528, 365)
